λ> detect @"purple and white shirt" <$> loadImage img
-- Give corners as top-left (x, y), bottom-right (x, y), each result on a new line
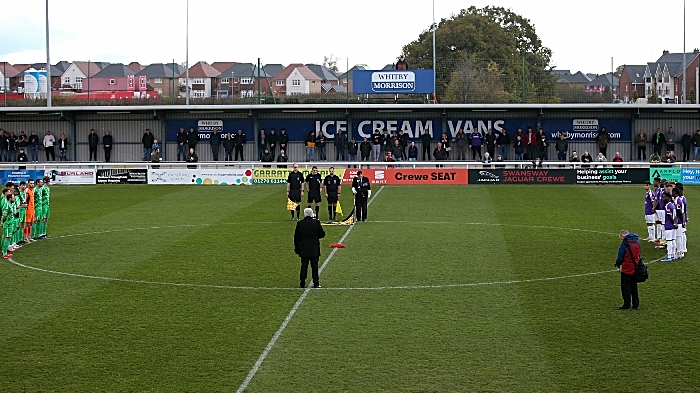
top-left (645, 190), bottom-right (655, 215)
top-left (665, 201), bottom-right (677, 230)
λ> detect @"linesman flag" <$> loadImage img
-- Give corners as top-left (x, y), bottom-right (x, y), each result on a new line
top-left (322, 207), bottom-right (355, 226)
top-left (286, 198), bottom-right (299, 211)
top-left (335, 200), bottom-right (343, 216)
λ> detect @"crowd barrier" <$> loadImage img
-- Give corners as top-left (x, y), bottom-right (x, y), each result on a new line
top-left (0, 161), bottom-right (698, 186)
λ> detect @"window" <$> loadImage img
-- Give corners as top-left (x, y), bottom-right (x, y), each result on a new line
top-left (292, 79), bottom-right (301, 86)
top-left (63, 77), bottom-right (70, 84)
top-left (241, 90), bottom-right (253, 97)
top-left (76, 77), bottom-right (82, 83)
top-left (240, 77), bottom-right (253, 85)
top-left (276, 80), bottom-right (284, 86)
top-left (221, 77), bottom-right (229, 83)
top-left (645, 77), bottom-right (651, 83)
top-left (193, 90), bottom-right (205, 98)
top-left (154, 78), bottom-right (163, 84)
top-left (233, 77), bottom-right (239, 83)
top-left (664, 76), bottom-right (669, 83)
top-left (193, 78), bottom-right (205, 84)
top-left (665, 87), bottom-right (670, 95)
top-left (343, 78), bottom-right (348, 84)
top-left (109, 79), bottom-right (116, 85)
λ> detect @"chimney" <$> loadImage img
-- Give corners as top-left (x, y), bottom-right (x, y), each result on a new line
top-left (662, 50), bottom-right (669, 56)
top-left (694, 48), bottom-right (699, 55)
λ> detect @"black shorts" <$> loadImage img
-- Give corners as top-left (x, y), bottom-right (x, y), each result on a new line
top-left (327, 192), bottom-right (338, 204)
top-left (307, 191), bottom-right (322, 203)
top-left (289, 189), bottom-right (302, 203)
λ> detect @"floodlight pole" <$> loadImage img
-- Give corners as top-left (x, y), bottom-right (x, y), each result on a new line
top-left (682, 0), bottom-right (686, 104)
top-left (45, 0), bottom-right (51, 107)
top-left (431, 0), bottom-right (436, 101)
top-left (185, 0), bottom-right (190, 105)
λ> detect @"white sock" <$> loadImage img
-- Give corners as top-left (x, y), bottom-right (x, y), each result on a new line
top-left (647, 226), bottom-right (655, 240)
top-left (656, 224), bottom-right (663, 240)
top-left (667, 241), bottom-right (675, 258)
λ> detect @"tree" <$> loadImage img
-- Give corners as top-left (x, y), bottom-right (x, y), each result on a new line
top-left (632, 89), bottom-right (639, 103)
top-left (323, 54), bottom-right (340, 72)
top-left (444, 56), bottom-right (511, 103)
top-left (602, 86), bottom-right (613, 103)
top-left (401, 6), bottom-right (557, 103)
top-left (648, 88), bottom-right (660, 104)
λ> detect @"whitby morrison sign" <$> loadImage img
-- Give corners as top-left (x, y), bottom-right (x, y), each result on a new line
top-left (353, 70), bottom-right (435, 94)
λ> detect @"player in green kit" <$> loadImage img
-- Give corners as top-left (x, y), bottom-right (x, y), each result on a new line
top-left (15, 183), bottom-right (28, 247)
top-left (10, 185), bottom-right (22, 249)
top-left (2, 188), bottom-right (16, 259)
top-left (38, 176), bottom-right (50, 239)
top-left (33, 179), bottom-right (44, 240)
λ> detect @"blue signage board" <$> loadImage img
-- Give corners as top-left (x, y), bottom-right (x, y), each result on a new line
top-left (681, 168), bottom-right (700, 185)
top-left (260, 118), bottom-right (443, 141)
top-left (541, 119), bottom-right (631, 141)
top-left (0, 170), bottom-right (45, 184)
top-left (166, 120), bottom-right (254, 142)
top-left (353, 70), bottom-right (435, 94)
top-left (446, 118), bottom-right (537, 138)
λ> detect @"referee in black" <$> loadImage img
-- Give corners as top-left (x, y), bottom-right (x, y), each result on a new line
top-left (305, 166), bottom-right (323, 218)
top-left (323, 166), bottom-right (341, 221)
top-left (286, 163), bottom-right (304, 220)
top-left (351, 171), bottom-right (371, 222)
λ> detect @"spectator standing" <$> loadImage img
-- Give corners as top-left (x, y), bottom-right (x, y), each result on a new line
top-left (524, 127), bottom-right (537, 160)
top-left (680, 131), bottom-right (692, 162)
top-left (335, 129), bottom-right (347, 161)
top-left (390, 139), bottom-right (404, 161)
top-left (484, 129), bottom-right (497, 158)
top-left (513, 135), bottom-right (525, 160)
top-left (614, 230), bottom-right (641, 310)
top-left (395, 55), bottom-right (409, 70)
top-left (28, 131), bottom-right (39, 162)
top-left (7, 132), bottom-right (17, 162)
top-left (651, 128), bottom-right (665, 156)
top-left (665, 126), bottom-right (675, 154)
top-left (440, 133), bottom-right (451, 160)
top-left (420, 129), bottom-right (432, 161)
top-left (268, 129), bottom-right (278, 158)
top-left (360, 138), bottom-right (372, 161)
top-left (455, 129), bottom-right (468, 160)
top-left (635, 129), bottom-right (648, 161)
top-left (58, 133), bottom-right (68, 161)
top-left (176, 127), bottom-right (187, 161)
top-left (102, 131), bottom-right (113, 162)
top-left (316, 131), bottom-right (327, 161)
top-left (152, 139), bottom-right (160, 154)
top-left (141, 129), bottom-right (154, 161)
top-left (223, 133), bottom-right (234, 161)
top-left (693, 130), bottom-right (700, 161)
top-left (17, 131), bottom-right (28, 157)
top-left (88, 129), bottom-right (99, 161)
top-left (347, 137), bottom-right (358, 162)
top-left (595, 127), bottom-right (611, 157)
top-left (398, 130), bottom-right (408, 158)
top-left (0, 129), bottom-right (6, 161)
top-left (381, 130), bottom-right (392, 154)
top-left (408, 141), bottom-right (418, 162)
top-left (233, 129), bottom-right (246, 161)
top-left (258, 129), bottom-right (268, 160)
top-left (537, 129), bottom-right (549, 160)
top-left (294, 207), bottom-right (326, 289)
top-left (278, 128), bottom-right (289, 155)
top-left (186, 127), bottom-right (200, 153)
top-left (304, 130), bottom-right (316, 162)
top-left (496, 129), bottom-right (510, 160)
top-left (372, 130), bottom-right (383, 161)
top-left (555, 133), bottom-right (568, 161)
top-left (210, 130), bottom-right (221, 161)
top-left (43, 131), bottom-right (55, 161)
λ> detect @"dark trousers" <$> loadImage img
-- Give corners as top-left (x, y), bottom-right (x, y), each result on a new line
top-left (104, 148), bottom-right (112, 162)
top-left (423, 145), bottom-right (431, 160)
top-left (89, 147), bottom-right (98, 161)
top-left (600, 146), bottom-right (608, 157)
top-left (355, 196), bottom-right (368, 221)
top-left (225, 150), bottom-right (233, 161)
top-left (487, 146), bottom-right (495, 158)
top-left (526, 145), bottom-right (536, 160)
top-left (683, 148), bottom-right (690, 162)
top-left (177, 144), bottom-right (187, 161)
top-left (557, 152), bottom-right (567, 161)
top-left (336, 147), bottom-right (346, 161)
top-left (235, 147), bottom-right (244, 161)
top-left (211, 145), bottom-right (220, 161)
top-left (620, 273), bottom-right (639, 308)
top-left (300, 257), bottom-right (319, 287)
top-left (45, 146), bottom-right (55, 161)
top-left (637, 145), bottom-right (646, 160)
top-left (471, 146), bottom-right (482, 160)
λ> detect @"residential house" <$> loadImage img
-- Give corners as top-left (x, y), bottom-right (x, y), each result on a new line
top-left (270, 64), bottom-right (322, 96)
top-left (617, 65), bottom-right (647, 102)
top-left (321, 83), bottom-right (347, 95)
top-left (61, 61), bottom-right (108, 91)
top-left (127, 62), bottom-right (145, 73)
top-left (137, 63), bottom-right (185, 97)
top-left (179, 61), bottom-right (220, 98)
top-left (306, 64), bottom-right (340, 85)
top-left (0, 63), bottom-right (21, 92)
top-left (337, 65), bottom-right (366, 94)
top-left (552, 70), bottom-right (591, 85)
top-left (218, 63), bottom-right (272, 98)
top-left (585, 73), bottom-right (619, 95)
top-left (88, 63), bottom-right (148, 92)
top-left (263, 64), bottom-right (284, 78)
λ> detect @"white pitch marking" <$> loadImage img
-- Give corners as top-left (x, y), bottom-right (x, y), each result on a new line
top-left (235, 186), bottom-right (385, 393)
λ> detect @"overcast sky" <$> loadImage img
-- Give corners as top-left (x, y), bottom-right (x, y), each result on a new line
top-left (1, 0), bottom-right (697, 74)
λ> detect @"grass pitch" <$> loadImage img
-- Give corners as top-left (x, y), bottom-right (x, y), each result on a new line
top-left (0, 184), bottom-right (698, 392)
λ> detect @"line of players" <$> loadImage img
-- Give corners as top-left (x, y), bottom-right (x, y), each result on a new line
top-left (1, 177), bottom-right (51, 259)
top-left (644, 177), bottom-right (687, 261)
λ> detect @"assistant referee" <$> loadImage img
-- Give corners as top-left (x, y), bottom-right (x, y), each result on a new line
top-left (287, 163), bottom-right (305, 220)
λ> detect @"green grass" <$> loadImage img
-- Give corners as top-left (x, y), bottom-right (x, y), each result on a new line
top-left (0, 184), bottom-right (698, 392)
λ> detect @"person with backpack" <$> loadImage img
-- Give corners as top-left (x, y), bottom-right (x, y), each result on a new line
top-left (614, 230), bottom-right (642, 310)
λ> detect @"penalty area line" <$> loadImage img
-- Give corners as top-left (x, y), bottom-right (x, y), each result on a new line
top-left (236, 186), bottom-right (384, 393)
